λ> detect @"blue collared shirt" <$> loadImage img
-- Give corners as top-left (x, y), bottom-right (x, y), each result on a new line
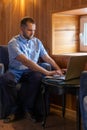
top-left (8, 35), bottom-right (47, 82)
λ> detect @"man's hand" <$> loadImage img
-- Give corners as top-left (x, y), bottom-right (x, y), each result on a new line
top-left (55, 69), bottom-right (63, 76)
top-left (62, 68), bottom-right (67, 75)
top-left (45, 69), bottom-right (63, 76)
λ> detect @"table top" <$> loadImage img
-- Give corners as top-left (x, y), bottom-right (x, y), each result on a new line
top-left (42, 77), bottom-right (80, 88)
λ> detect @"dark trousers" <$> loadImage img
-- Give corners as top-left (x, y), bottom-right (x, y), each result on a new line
top-left (19, 71), bottom-right (42, 114)
top-left (19, 63), bottom-right (51, 115)
top-left (0, 72), bottom-right (17, 118)
top-left (0, 63), bottom-right (51, 118)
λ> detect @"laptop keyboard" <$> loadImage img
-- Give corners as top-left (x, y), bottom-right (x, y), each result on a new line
top-left (45, 74), bottom-right (65, 80)
top-left (53, 74), bottom-right (65, 80)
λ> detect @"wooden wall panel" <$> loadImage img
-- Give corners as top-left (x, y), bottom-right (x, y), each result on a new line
top-left (53, 31), bottom-right (79, 54)
top-left (0, 0), bottom-right (51, 52)
top-left (1, 0), bottom-right (52, 46)
top-left (1, 0), bottom-right (87, 45)
top-left (50, 0), bottom-right (87, 12)
top-left (63, 0), bottom-right (71, 10)
top-left (2, 0), bottom-right (25, 44)
top-left (46, 0), bottom-right (63, 13)
top-left (54, 0), bottom-right (63, 12)
top-left (0, 0), bottom-right (35, 45)
top-left (71, 0), bottom-right (81, 8)
top-left (0, 0), bottom-right (4, 44)
top-left (49, 0), bottom-right (56, 11)
top-left (52, 15), bottom-right (79, 54)
top-left (33, 0), bottom-right (45, 40)
top-left (81, 0), bottom-right (87, 5)
top-left (25, 0), bottom-right (34, 17)
top-left (3, 0), bottom-right (25, 44)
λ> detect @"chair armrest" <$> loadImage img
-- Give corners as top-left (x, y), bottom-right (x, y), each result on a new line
top-left (83, 96), bottom-right (87, 112)
top-left (81, 71), bottom-right (87, 75)
top-left (0, 63), bottom-right (4, 74)
top-left (80, 71), bottom-right (87, 95)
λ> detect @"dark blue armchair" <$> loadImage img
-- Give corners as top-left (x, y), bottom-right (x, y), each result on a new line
top-left (0, 45), bottom-right (51, 119)
top-left (80, 71), bottom-right (87, 130)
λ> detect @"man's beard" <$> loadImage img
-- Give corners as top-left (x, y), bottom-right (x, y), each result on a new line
top-left (23, 34), bottom-right (33, 40)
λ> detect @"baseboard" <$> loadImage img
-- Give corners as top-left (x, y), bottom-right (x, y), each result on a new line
top-left (50, 104), bottom-right (76, 121)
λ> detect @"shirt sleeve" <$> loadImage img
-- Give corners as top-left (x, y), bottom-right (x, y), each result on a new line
top-left (39, 40), bottom-right (48, 57)
top-left (8, 39), bottom-right (23, 59)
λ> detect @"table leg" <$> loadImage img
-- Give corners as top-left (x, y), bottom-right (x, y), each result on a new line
top-left (76, 94), bottom-right (81, 130)
top-left (62, 93), bottom-right (66, 117)
top-left (41, 83), bottom-right (47, 128)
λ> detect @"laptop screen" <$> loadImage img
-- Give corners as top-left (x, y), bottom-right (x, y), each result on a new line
top-left (65, 56), bottom-right (87, 80)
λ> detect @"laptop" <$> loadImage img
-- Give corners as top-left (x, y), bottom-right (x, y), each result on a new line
top-left (46, 56), bottom-right (87, 81)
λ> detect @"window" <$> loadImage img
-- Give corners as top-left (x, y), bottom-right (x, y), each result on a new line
top-left (80, 16), bottom-right (87, 51)
top-left (84, 23), bottom-right (87, 46)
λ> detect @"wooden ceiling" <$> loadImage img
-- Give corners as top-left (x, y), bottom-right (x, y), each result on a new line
top-left (59, 8), bottom-right (87, 15)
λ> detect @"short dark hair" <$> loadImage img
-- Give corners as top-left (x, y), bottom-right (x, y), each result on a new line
top-left (20, 17), bottom-right (35, 26)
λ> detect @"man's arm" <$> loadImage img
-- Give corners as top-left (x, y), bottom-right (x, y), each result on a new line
top-left (16, 54), bottom-right (58, 76)
top-left (41, 54), bottom-right (63, 75)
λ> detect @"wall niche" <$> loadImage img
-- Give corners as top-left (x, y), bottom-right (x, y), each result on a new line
top-left (52, 8), bottom-right (87, 55)
top-left (52, 14), bottom-right (79, 54)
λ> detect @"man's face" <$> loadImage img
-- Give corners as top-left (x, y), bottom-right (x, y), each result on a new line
top-left (21, 22), bottom-right (36, 40)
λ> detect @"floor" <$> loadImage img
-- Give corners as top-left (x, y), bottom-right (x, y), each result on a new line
top-left (0, 113), bottom-right (83, 130)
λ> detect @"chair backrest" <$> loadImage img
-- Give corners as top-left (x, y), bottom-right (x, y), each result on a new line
top-left (0, 63), bottom-right (4, 74)
top-left (0, 45), bottom-right (9, 72)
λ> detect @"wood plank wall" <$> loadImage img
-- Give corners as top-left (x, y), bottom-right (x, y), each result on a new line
top-left (0, 0), bottom-right (35, 44)
top-left (1, 0), bottom-right (87, 46)
top-left (0, 0), bottom-right (87, 112)
top-left (52, 14), bottom-right (79, 54)
top-left (0, 0), bottom-right (47, 45)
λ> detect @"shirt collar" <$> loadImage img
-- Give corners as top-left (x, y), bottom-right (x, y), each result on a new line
top-left (18, 35), bottom-right (35, 44)
top-left (18, 35), bottom-right (29, 44)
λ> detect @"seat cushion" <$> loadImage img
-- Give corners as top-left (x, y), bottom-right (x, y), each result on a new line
top-left (0, 45), bottom-right (9, 72)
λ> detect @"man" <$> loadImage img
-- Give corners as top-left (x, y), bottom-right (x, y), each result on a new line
top-left (4, 17), bottom-right (63, 123)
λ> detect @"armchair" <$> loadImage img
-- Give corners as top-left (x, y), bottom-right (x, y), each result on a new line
top-left (0, 45), bottom-right (51, 120)
top-left (0, 45), bottom-right (14, 118)
top-left (80, 71), bottom-right (87, 130)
